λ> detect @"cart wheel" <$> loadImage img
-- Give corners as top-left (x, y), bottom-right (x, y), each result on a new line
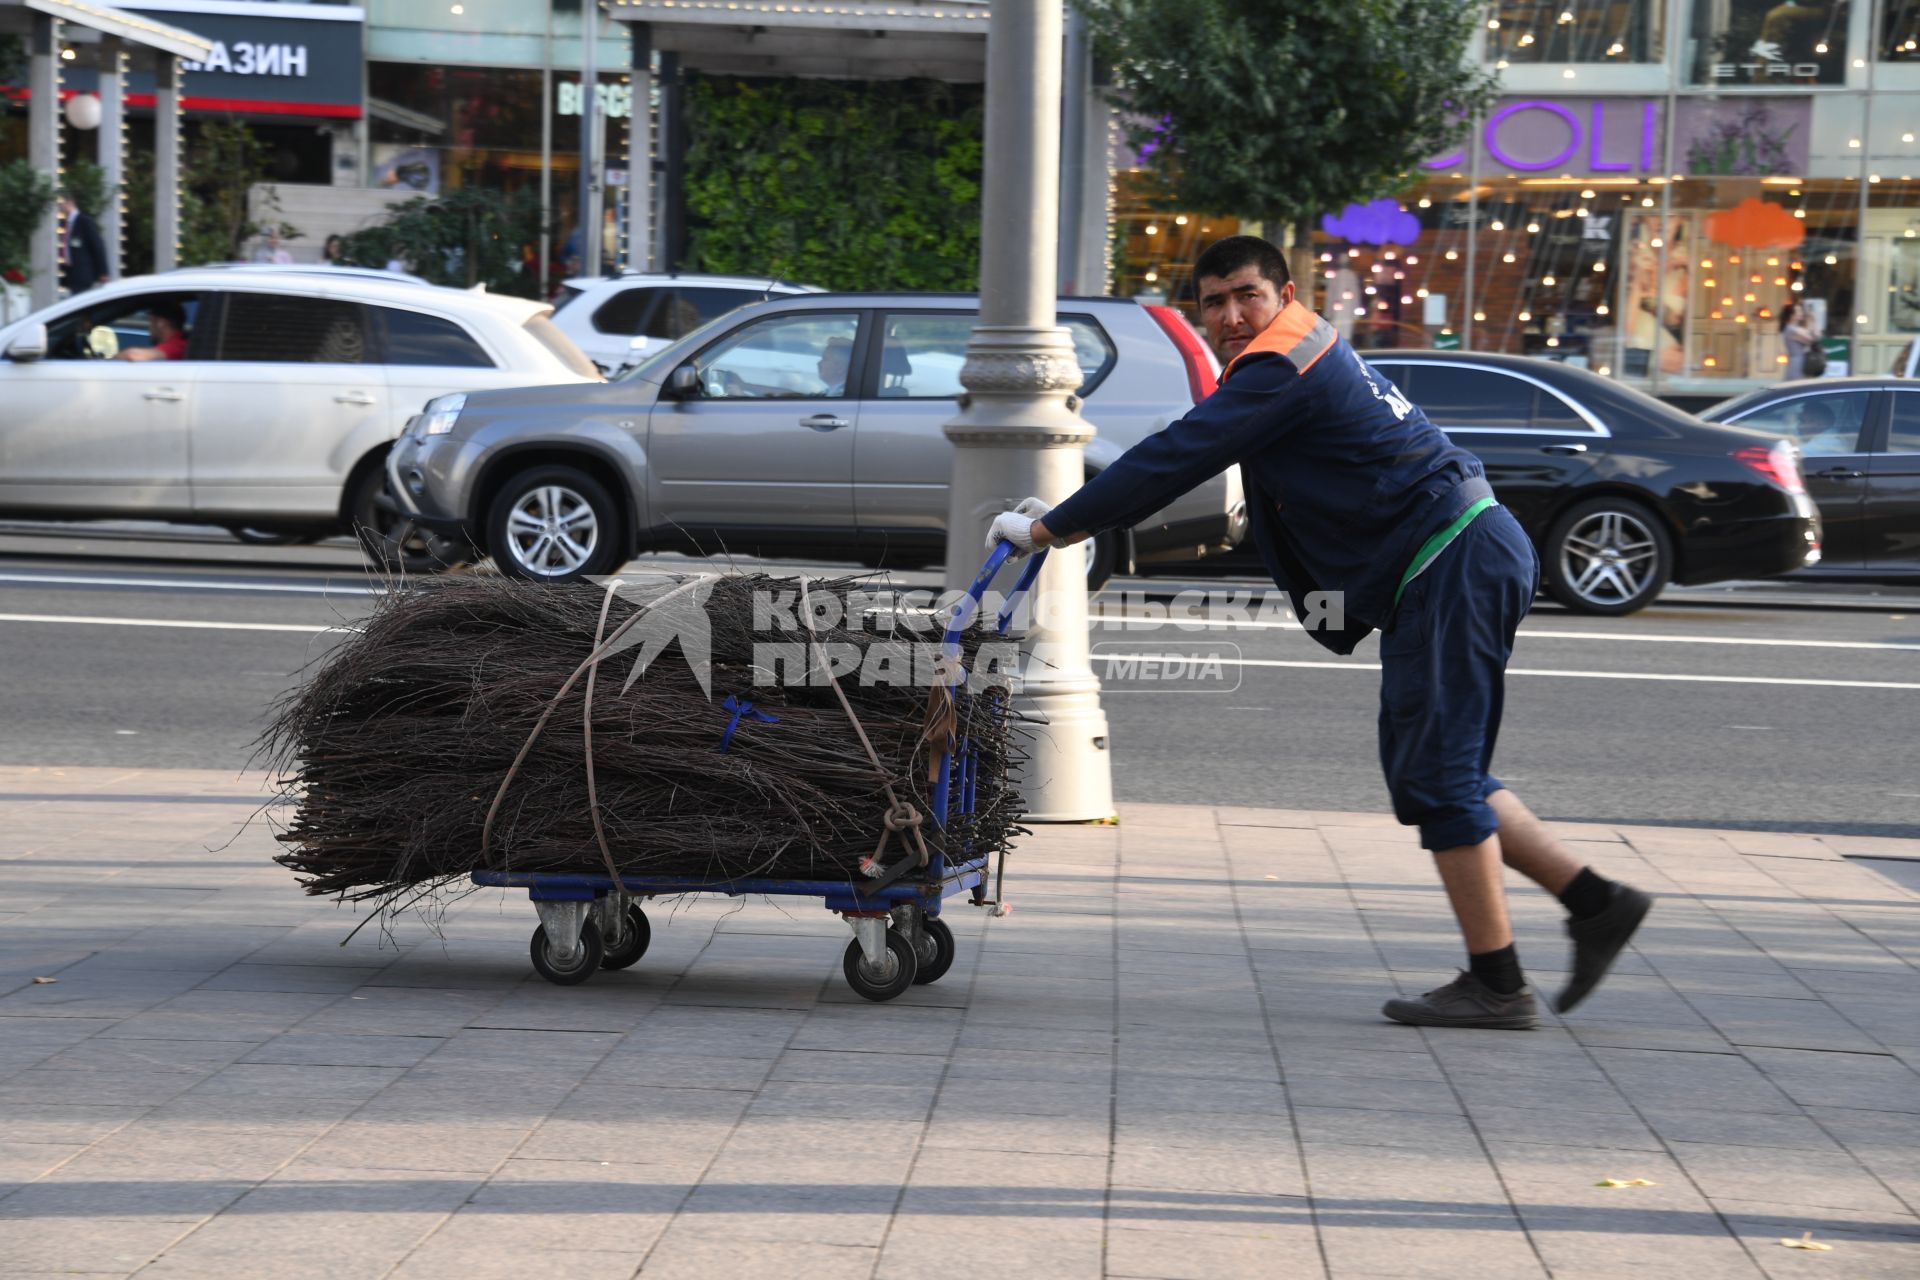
top-left (600, 904), bottom-right (651, 971)
top-left (530, 919), bottom-right (604, 985)
top-left (912, 916), bottom-right (956, 985)
top-left (842, 931), bottom-right (918, 1002)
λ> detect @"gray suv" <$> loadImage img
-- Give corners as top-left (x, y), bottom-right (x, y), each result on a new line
top-left (387, 293), bottom-right (1248, 588)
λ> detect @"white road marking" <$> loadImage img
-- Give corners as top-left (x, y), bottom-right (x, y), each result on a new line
top-left (1, 613), bottom-right (1911, 690)
top-left (1091, 609), bottom-right (1920, 653)
top-left (0, 613), bottom-right (336, 633)
top-left (0, 571), bottom-right (378, 596)
top-left (1092, 652), bottom-right (1920, 691)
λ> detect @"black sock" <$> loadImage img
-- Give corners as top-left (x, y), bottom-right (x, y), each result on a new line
top-left (1469, 944), bottom-right (1525, 995)
top-left (1559, 867), bottom-right (1615, 920)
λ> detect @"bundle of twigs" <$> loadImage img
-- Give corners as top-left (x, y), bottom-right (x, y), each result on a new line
top-left (264, 574), bottom-right (1024, 907)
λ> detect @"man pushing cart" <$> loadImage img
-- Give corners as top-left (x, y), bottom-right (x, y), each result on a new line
top-left (987, 235), bottom-right (1654, 1030)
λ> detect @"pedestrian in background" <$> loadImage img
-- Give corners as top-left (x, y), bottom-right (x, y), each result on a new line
top-left (1780, 301), bottom-right (1818, 379)
top-left (57, 192), bottom-right (108, 295)
top-left (322, 234), bottom-right (347, 267)
top-left (990, 235), bottom-right (1653, 1031)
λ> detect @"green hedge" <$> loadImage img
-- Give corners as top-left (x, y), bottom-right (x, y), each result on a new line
top-left (683, 76), bottom-right (983, 292)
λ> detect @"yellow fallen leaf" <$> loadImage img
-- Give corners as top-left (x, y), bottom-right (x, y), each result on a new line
top-left (31, 976), bottom-right (56, 985)
top-left (1778, 1232), bottom-right (1832, 1252)
top-left (1595, 1178), bottom-right (1657, 1188)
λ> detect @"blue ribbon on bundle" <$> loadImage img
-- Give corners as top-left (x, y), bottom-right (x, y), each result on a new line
top-left (714, 695), bottom-right (779, 754)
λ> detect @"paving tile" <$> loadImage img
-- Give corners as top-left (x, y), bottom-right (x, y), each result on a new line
top-left (0, 1214), bottom-right (204, 1274)
top-left (1670, 1141), bottom-right (1911, 1216)
top-left (642, 1237), bottom-right (877, 1279)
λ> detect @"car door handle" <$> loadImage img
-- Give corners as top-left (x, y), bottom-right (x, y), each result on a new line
top-left (1811, 465), bottom-right (1863, 479)
top-left (1539, 442), bottom-right (1588, 455)
top-left (334, 392), bottom-right (377, 406)
top-left (801, 414), bottom-right (849, 431)
top-left (143, 388), bottom-right (182, 402)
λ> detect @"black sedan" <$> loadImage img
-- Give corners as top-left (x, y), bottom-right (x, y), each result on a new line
top-left (1323, 352), bottom-right (1822, 615)
top-left (1700, 376), bottom-right (1920, 580)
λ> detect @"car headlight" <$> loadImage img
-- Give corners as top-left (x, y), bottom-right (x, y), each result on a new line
top-left (418, 393), bottom-right (466, 436)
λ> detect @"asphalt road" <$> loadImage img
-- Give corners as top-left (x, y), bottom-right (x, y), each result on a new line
top-left (2, 521), bottom-right (1917, 837)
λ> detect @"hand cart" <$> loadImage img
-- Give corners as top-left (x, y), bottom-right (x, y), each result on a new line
top-left (472, 543), bottom-right (1046, 1002)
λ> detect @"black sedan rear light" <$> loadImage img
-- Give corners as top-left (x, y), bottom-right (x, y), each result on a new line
top-left (1731, 441), bottom-right (1807, 495)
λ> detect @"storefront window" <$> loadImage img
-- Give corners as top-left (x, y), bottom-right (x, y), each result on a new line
top-left (1688, 0), bottom-right (1851, 86)
top-left (1485, 0), bottom-right (1666, 64)
top-left (1109, 169), bottom-right (1240, 304)
top-left (1885, 1), bottom-right (1920, 58)
top-left (1318, 181), bottom-right (1473, 350)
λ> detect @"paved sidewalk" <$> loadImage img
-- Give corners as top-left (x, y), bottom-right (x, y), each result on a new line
top-left (2, 766), bottom-right (1917, 1279)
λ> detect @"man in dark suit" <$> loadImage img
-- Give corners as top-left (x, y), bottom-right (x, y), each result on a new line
top-left (58, 192), bottom-right (109, 295)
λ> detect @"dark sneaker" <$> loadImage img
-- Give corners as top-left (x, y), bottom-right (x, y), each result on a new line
top-left (1382, 971), bottom-right (1539, 1030)
top-left (1557, 883), bottom-right (1654, 1014)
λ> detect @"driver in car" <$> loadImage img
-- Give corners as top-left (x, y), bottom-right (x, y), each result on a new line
top-left (817, 337), bottom-right (853, 397)
top-left (1796, 399), bottom-right (1856, 455)
top-left (115, 301), bottom-right (189, 363)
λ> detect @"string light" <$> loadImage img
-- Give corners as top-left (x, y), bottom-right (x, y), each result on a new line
top-left (1445, 249), bottom-right (1459, 260)
top-left (1490, 220), bottom-right (1504, 231)
top-left (1542, 275), bottom-right (1557, 286)
top-left (1596, 304), bottom-right (1609, 315)
top-left (1519, 310), bottom-right (1532, 321)
top-left (1526, 222), bottom-right (1540, 233)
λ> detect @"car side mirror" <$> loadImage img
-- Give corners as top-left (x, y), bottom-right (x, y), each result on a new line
top-left (667, 364), bottom-right (700, 398)
top-left (5, 323), bottom-right (48, 363)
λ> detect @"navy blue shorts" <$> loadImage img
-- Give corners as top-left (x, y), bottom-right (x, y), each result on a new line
top-left (1377, 505), bottom-right (1538, 852)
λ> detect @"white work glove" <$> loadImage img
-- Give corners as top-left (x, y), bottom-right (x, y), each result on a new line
top-left (985, 497), bottom-right (1052, 556)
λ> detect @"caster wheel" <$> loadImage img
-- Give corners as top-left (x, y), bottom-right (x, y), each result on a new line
top-left (842, 931), bottom-right (918, 1002)
top-left (912, 916), bottom-right (956, 985)
top-left (530, 919), bottom-right (604, 985)
top-left (600, 904), bottom-right (651, 971)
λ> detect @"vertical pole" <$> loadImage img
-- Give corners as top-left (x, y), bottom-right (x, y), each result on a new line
top-left (626, 25), bottom-right (653, 274)
top-left (540, 0), bottom-right (554, 297)
top-left (1856, 2), bottom-right (1876, 371)
top-left (660, 52), bottom-right (683, 270)
top-left (28, 14), bottom-right (60, 310)
top-left (1463, 112), bottom-right (1480, 351)
top-left (1058, 8), bottom-right (1087, 294)
top-left (943, 0), bottom-right (1113, 822)
top-left (155, 57), bottom-right (182, 274)
top-left (99, 38), bottom-right (126, 281)
top-left (580, 0), bottom-right (601, 278)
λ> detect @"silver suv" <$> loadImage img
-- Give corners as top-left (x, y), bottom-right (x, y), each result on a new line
top-left (387, 293), bottom-right (1248, 588)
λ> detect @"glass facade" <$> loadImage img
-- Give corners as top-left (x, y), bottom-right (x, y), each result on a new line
top-left (363, 2), bottom-right (643, 296)
top-left (1113, 4), bottom-right (1920, 396)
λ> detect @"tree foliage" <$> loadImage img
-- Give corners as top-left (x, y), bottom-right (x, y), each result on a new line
top-left (1077, 0), bottom-right (1496, 226)
top-left (337, 187), bottom-right (545, 297)
top-left (123, 121), bottom-right (295, 274)
top-left (62, 158), bottom-right (115, 219)
top-left (682, 76), bottom-right (984, 291)
top-left (0, 160), bottom-right (57, 283)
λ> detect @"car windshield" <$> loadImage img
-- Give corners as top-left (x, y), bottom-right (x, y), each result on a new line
top-left (617, 310), bottom-right (741, 383)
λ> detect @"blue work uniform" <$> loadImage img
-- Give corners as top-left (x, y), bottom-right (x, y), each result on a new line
top-left (1044, 301), bottom-right (1540, 851)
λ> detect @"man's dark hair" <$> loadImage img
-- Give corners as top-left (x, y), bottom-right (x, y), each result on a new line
top-left (150, 300), bottom-right (187, 332)
top-left (1193, 235), bottom-right (1291, 298)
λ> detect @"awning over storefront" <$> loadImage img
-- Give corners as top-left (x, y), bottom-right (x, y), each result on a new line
top-left (20, 0), bottom-right (206, 58)
top-left (607, 0), bottom-right (990, 80)
top-left (2, 0), bottom-right (212, 306)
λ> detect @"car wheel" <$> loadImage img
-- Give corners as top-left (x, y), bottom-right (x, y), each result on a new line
top-left (1542, 496), bottom-right (1673, 616)
top-left (347, 465), bottom-right (471, 577)
top-left (486, 465), bottom-right (626, 584)
top-left (1085, 528), bottom-right (1118, 594)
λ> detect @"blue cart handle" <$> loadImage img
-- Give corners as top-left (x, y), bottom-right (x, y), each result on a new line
top-left (943, 540), bottom-right (1049, 652)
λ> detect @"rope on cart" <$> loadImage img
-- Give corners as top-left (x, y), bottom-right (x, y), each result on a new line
top-left (579, 585), bottom-right (626, 887)
top-left (797, 575), bottom-right (930, 880)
